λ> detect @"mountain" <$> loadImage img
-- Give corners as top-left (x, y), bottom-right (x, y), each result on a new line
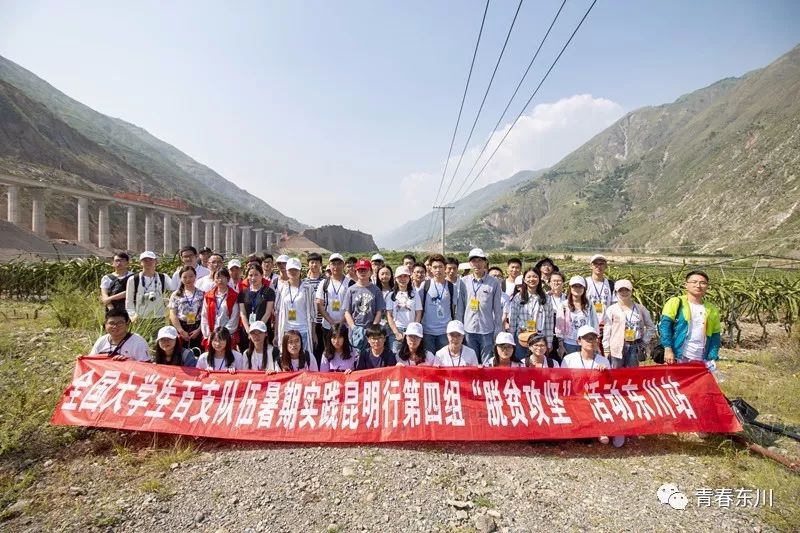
top-left (303, 225), bottom-right (377, 253)
top-left (443, 45), bottom-right (800, 255)
top-left (0, 54), bottom-right (305, 232)
top-left (377, 170), bottom-right (545, 250)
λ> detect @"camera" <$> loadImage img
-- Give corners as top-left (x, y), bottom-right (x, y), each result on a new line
top-left (145, 291), bottom-right (157, 302)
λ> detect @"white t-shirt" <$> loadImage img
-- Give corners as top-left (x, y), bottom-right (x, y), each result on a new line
top-left (315, 276), bottom-right (350, 329)
top-left (434, 345), bottom-right (480, 367)
top-left (682, 302), bottom-right (707, 361)
top-left (561, 352), bottom-right (611, 369)
top-left (243, 346), bottom-right (279, 371)
top-left (195, 274), bottom-right (216, 293)
top-left (565, 308), bottom-right (590, 345)
top-left (196, 351), bottom-right (245, 371)
top-left (89, 333), bottom-right (151, 362)
top-left (283, 284), bottom-right (310, 332)
top-left (396, 351), bottom-right (436, 366)
top-left (584, 277), bottom-right (616, 323)
top-left (320, 349), bottom-right (359, 372)
top-left (385, 289), bottom-right (423, 330)
top-left (285, 356), bottom-right (320, 372)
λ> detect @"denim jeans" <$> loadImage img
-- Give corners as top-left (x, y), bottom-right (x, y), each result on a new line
top-left (465, 332), bottom-right (495, 364)
top-left (423, 333), bottom-right (448, 355)
top-left (390, 326), bottom-right (406, 355)
top-left (610, 342), bottom-right (640, 369)
top-left (562, 342), bottom-right (580, 355)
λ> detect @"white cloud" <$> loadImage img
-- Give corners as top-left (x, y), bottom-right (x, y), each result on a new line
top-left (399, 94), bottom-right (624, 217)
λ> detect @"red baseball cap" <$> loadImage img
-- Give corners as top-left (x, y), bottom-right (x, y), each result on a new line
top-left (355, 258), bottom-right (372, 271)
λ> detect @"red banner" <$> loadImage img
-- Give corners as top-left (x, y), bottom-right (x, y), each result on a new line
top-left (51, 357), bottom-right (741, 442)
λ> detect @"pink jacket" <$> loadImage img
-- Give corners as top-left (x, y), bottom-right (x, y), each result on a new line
top-left (601, 302), bottom-right (655, 359)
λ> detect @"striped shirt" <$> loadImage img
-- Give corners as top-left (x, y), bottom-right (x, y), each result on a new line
top-left (506, 292), bottom-right (555, 346)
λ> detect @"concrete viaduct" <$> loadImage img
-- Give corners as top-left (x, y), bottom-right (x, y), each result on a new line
top-left (1, 174), bottom-right (278, 256)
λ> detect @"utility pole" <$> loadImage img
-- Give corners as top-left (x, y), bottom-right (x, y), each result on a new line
top-left (432, 205), bottom-right (455, 255)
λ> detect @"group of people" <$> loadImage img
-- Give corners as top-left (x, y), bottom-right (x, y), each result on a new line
top-left (92, 246), bottom-right (721, 446)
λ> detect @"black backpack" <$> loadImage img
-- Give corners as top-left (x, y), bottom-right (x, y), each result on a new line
top-left (107, 273), bottom-right (132, 311)
top-left (419, 279), bottom-right (456, 319)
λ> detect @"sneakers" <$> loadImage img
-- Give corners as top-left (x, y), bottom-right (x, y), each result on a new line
top-left (612, 436), bottom-right (626, 448)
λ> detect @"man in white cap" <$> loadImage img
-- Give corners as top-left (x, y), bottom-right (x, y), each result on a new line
top-left (227, 259), bottom-right (244, 293)
top-left (316, 253), bottom-right (356, 349)
top-left (124, 251), bottom-right (174, 336)
top-left (461, 248), bottom-right (503, 364)
top-left (433, 320), bottom-right (480, 367)
top-left (584, 254), bottom-right (616, 355)
top-left (370, 253), bottom-right (385, 285)
top-left (274, 254), bottom-right (290, 293)
top-left (303, 252), bottom-right (326, 365)
top-left (196, 253), bottom-right (224, 292)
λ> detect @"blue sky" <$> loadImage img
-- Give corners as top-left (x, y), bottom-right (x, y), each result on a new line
top-left (1, 0), bottom-right (798, 237)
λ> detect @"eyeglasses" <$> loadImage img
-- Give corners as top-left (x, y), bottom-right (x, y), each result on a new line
top-left (531, 344), bottom-right (548, 350)
top-left (686, 280), bottom-right (709, 286)
top-left (106, 321), bottom-right (126, 328)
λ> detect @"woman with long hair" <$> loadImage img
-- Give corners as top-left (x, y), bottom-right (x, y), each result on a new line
top-left (196, 326), bottom-right (244, 372)
top-left (279, 330), bottom-right (319, 372)
top-left (503, 267), bottom-right (554, 360)
top-left (238, 264), bottom-right (276, 352)
top-left (395, 322), bottom-right (434, 366)
top-left (152, 326), bottom-right (197, 367)
top-left (386, 265), bottom-right (422, 355)
top-left (242, 321), bottom-right (278, 372)
top-left (485, 332), bottom-right (525, 368)
top-left (320, 323), bottom-right (358, 372)
top-left (168, 265), bottom-right (204, 351)
top-left (376, 264), bottom-right (395, 349)
top-left (555, 276), bottom-right (599, 357)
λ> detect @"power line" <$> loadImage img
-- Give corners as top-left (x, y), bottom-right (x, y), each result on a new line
top-left (439, 0), bottom-right (525, 205)
top-left (426, 0), bottom-right (491, 242)
top-left (447, 0), bottom-right (567, 204)
top-left (451, 0), bottom-right (598, 204)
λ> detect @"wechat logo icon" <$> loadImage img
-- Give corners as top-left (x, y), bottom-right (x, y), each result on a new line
top-left (657, 483), bottom-right (688, 510)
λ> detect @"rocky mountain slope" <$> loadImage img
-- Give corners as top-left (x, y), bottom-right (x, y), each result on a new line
top-left (440, 45), bottom-right (800, 255)
top-left (377, 170), bottom-right (543, 250)
top-left (0, 54), bottom-right (305, 232)
top-left (303, 225), bottom-right (378, 253)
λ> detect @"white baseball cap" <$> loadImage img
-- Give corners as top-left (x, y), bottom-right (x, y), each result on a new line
top-left (495, 332), bottom-right (515, 346)
top-left (329, 253), bottom-right (344, 262)
top-left (615, 279), bottom-right (633, 292)
top-left (589, 254), bottom-right (607, 264)
top-left (405, 322), bottom-right (423, 338)
top-left (371, 253), bottom-right (385, 262)
top-left (569, 275), bottom-right (587, 287)
top-left (249, 320), bottom-right (267, 333)
top-left (468, 248), bottom-right (487, 260)
top-left (395, 265), bottom-right (412, 277)
top-left (227, 259), bottom-right (242, 269)
top-left (156, 325), bottom-right (178, 341)
top-left (287, 258), bottom-right (302, 271)
top-left (139, 251), bottom-right (157, 261)
top-left (276, 254), bottom-right (290, 263)
top-left (446, 320), bottom-right (465, 335)
top-left (577, 324), bottom-right (599, 338)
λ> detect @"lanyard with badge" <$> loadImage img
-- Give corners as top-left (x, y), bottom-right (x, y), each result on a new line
top-left (524, 299), bottom-right (540, 332)
top-left (433, 281), bottom-right (446, 318)
top-left (215, 292), bottom-right (227, 319)
top-left (330, 279), bottom-right (343, 312)
top-left (624, 305), bottom-right (639, 342)
top-left (469, 277), bottom-right (483, 312)
top-left (248, 289), bottom-right (261, 324)
top-left (184, 289), bottom-right (198, 324)
top-left (579, 356), bottom-right (596, 370)
top-left (287, 285), bottom-right (299, 321)
top-left (448, 350), bottom-right (464, 367)
top-left (591, 279), bottom-right (605, 313)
